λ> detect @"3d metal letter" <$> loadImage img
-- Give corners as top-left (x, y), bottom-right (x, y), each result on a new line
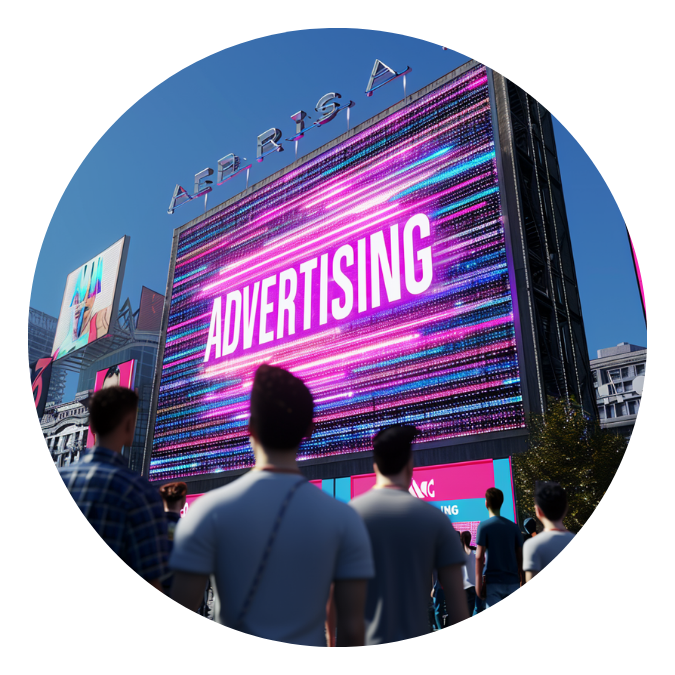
top-left (193, 168), bottom-right (214, 197)
top-left (257, 128), bottom-right (284, 162)
top-left (217, 154), bottom-right (250, 186)
top-left (167, 184), bottom-right (192, 214)
top-left (365, 59), bottom-right (411, 97)
top-left (315, 93), bottom-right (345, 125)
top-left (286, 111), bottom-right (308, 142)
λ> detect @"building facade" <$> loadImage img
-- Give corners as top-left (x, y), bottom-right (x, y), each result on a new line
top-left (41, 396), bottom-right (90, 467)
top-left (76, 329), bottom-right (160, 473)
top-left (590, 342), bottom-right (646, 440)
top-left (28, 307), bottom-right (67, 404)
top-left (39, 292), bottom-right (164, 474)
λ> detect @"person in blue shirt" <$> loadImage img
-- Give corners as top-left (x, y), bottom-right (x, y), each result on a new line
top-left (59, 386), bottom-right (169, 590)
top-left (475, 487), bottom-right (524, 608)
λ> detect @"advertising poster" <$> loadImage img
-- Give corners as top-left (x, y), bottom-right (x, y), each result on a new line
top-left (151, 64), bottom-right (525, 482)
top-left (51, 237), bottom-right (128, 361)
top-left (85, 359), bottom-right (136, 448)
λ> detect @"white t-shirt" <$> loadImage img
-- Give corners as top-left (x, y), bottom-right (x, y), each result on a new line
top-left (170, 470), bottom-right (374, 646)
top-left (463, 549), bottom-right (476, 589)
top-left (522, 530), bottom-right (575, 573)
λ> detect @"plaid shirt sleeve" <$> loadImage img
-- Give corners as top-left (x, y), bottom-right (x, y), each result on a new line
top-left (124, 482), bottom-right (169, 582)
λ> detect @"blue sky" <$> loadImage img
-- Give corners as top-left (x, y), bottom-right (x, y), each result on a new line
top-left (29, 28), bottom-right (646, 397)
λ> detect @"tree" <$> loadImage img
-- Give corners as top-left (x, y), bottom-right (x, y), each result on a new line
top-left (511, 397), bottom-right (627, 533)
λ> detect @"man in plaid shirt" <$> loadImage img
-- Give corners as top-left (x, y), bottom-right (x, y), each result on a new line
top-left (59, 386), bottom-right (168, 590)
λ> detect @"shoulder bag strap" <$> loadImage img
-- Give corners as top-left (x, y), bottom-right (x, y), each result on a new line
top-left (234, 477), bottom-right (306, 632)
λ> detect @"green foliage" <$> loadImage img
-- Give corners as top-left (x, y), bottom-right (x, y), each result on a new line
top-left (512, 398), bottom-right (627, 533)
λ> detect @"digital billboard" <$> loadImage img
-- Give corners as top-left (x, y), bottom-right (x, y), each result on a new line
top-left (51, 237), bottom-right (128, 361)
top-left (149, 64), bottom-right (525, 482)
top-left (85, 359), bottom-right (136, 448)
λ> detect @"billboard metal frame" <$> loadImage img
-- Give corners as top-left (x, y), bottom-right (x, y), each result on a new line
top-left (142, 59), bottom-right (593, 487)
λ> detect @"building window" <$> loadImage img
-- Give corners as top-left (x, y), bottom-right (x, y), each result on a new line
top-left (624, 381), bottom-right (633, 392)
top-left (616, 403), bottom-right (626, 417)
top-left (606, 405), bottom-right (615, 419)
top-left (621, 367), bottom-right (630, 379)
top-left (608, 369), bottom-right (621, 381)
top-left (636, 364), bottom-right (645, 376)
top-left (592, 370), bottom-right (598, 384)
top-left (628, 400), bottom-right (638, 415)
top-left (615, 382), bottom-right (624, 393)
top-left (599, 406), bottom-right (606, 419)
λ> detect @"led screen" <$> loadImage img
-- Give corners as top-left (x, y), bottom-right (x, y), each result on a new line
top-left (150, 64), bottom-right (525, 481)
top-left (51, 237), bottom-right (126, 360)
top-left (86, 359), bottom-right (136, 448)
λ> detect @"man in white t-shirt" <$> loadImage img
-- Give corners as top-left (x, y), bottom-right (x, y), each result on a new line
top-left (169, 365), bottom-right (375, 646)
top-left (523, 483), bottom-right (575, 581)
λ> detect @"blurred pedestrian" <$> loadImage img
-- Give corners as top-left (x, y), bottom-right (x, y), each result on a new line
top-left (523, 483), bottom-right (574, 581)
top-left (59, 386), bottom-right (168, 590)
top-left (159, 482), bottom-right (188, 594)
top-left (169, 364), bottom-right (374, 646)
top-left (522, 517), bottom-right (537, 543)
top-left (460, 531), bottom-right (477, 616)
top-left (349, 425), bottom-right (469, 644)
top-left (475, 488), bottom-right (524, 608)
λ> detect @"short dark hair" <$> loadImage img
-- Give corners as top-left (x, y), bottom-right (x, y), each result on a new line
top-left (249, 364), bottom-right (314, 450)
top-left (373, 424), bottom-right (417, 476)
top-left (159, 482), bottom-right (188, 506)
top-left (534, 482), bottom-right (568, 521)
top-left (88, 386), bottom-right (139, 438)
top-left (485, 487), bottom-right (504, 511)
top-left (460, 531), bottom-right (472, 548)
top-left (104, 365), bottom-right (120, 381)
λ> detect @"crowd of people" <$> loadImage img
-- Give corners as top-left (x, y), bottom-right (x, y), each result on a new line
top-left (58, 364), bottom-right (575, 646)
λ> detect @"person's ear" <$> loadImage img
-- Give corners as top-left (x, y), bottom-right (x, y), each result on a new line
top-left (534, 503), bottom-right (544, 520)
top-left (248, 417), bottom-right (259, 441)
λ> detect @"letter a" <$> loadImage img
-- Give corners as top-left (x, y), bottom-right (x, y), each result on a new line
top-left (365, 59), bottom-right (410, 97)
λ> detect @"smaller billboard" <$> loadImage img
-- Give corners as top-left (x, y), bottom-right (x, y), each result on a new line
top-left (86, 359), bottom-right (137, 448)
top-left (137, 286), bottom-right (165, 332)
top-left (51, 236), bottom-right (129, 361)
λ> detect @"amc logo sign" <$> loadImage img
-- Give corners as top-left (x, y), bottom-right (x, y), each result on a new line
top-left (409, 478), bottom-right (460, 515)
top-left (409, 478), bottom-right (435, 499)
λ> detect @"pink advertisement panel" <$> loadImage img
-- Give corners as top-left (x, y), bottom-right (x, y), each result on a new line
top-left (351, 459), bottom-right (495, 501)
top-left (86, 359), bottom-right (137, 448)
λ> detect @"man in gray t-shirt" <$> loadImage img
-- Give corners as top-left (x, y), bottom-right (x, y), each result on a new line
top-left (350, 426), bottom-right (468, 645)
top-left (523, 482), bottom-right (574, 582)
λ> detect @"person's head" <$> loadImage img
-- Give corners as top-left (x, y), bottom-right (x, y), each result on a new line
top-left (101, 365), bottom-right (121, 389)
top-left (88, 385), bottom-right (139, 451)
top-left (485, 487), bottom-right (504, 514)
top-left (534, 482), bottom-right (568, 523)
top-left (159, 482), bottom-right (188, 513)
top-left (460, 531), bottom-right (473, 550)
top-left (248, 364), bottom-right (314, 452)
top-left (372, 424), bottom-right (417, 481)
